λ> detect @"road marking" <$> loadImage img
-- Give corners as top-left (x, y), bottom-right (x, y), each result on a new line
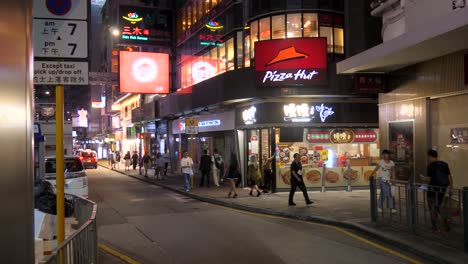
top-left (98, 243), bottom-right (141, 264)
top-left (130, 198), bottom-right (145, 202)
top-left (166, 193), bottom-right (191, 203)
top-left (204, 202), bottom-right (422, 264)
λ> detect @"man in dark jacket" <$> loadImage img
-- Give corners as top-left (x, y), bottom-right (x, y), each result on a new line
top-left (132, 151), bottom-right (139, 170)
top-left (199, 150), bottom-right (212, 188)
top-left (420, 149), bottom-right (453, 232)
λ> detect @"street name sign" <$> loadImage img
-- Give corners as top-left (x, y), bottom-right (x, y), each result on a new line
top-left (33, 19), bottom-right (88, 58)
top-left (34, 61), bottom-right (89, 85)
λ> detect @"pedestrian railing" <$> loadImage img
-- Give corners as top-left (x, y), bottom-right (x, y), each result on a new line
top-left (39, 194), bottom-right (98, 264)
top-left (369, 177), bottom-right (468, 251)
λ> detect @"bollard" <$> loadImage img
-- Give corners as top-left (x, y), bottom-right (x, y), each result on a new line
top-left (321, 164), bottom-right (326, 192)
top-left (463, 187), bottom-right (468, 253)
top-left (370, 176), bottom-right (377, 223)
top-left (406, 183), bottom-right (416, 234)
top-left (347, 165), bottom-right (352, 192)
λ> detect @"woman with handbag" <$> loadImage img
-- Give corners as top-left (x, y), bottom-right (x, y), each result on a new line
top-left (247, 155), bottom-right (262, 197)
top-left (226, 153), bottom-right (240, 198)
top-left (124, 151), bottom-right (131, 172)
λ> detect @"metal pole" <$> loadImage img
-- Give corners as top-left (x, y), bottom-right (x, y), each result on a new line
top-left (406, 182), bottom-right (416, 234)
top-left (190, 135), bottom-right (194, 189)
top-left (139, 97), bottom-right (143, 175)
top-left (56, 85), bottom-right (65, 245)
top-left (321, 164), bottom-right (326, 192)
top-left (347, 164), bottom-right (352, 192)
top-left (370, 176), bottom-right (377, 223)
top-left (463, 187), bottom-right (468, 253)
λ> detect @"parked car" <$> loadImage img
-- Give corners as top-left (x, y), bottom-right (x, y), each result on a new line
top-left (44, 155), bottom-right (88, 197)
top-left (80, 150), bottom-right (98, 169)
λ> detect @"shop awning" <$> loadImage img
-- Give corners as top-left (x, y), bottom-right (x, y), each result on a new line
top-left (337, 8), bottom-right (468, 74)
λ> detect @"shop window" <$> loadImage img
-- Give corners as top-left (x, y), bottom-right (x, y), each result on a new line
top-left (210, 46), bottom-right (218, 73)
top-left (211, 0), bottom-right (218, 8)
top-left (320, 26), bottom-right (333, 53)
top-left (272, 14), bottom-right (285, 39)
top-left (204, 0), bottom-right (210, 14)
top-left (250, 20), bottom-right (258, 58)
top-left (334, 27), bottom-right (344, 54)
top-left (244, 34), bottom-right (251, 67)
top-left (287, 13), bottom-right (302, 38)
top-left (219, 45), bottom-right (226, 73)
top-left (236, 31), bottom-right (244, 69)
top-left (226, 37), bottom-right (235, 71)
top-left (259, 17), bottom-right (271, 41)
top-left (303, 13), bottom-right (318, 37)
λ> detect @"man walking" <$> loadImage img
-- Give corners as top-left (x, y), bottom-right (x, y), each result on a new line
top-left (212, 148), bottom-right (224, 187)
top-left (289, 153), bottom-right (313, 206)
top-left (262, 154), bottom-right (275, 193)
top-left (142, 152), bottom-right (152, 177)
top-left (199, 150), bottom-right (212, 187)
top-left (421, 149), bottom-right (453, 232)
top-left (132, 151), bottom-right (139, 171)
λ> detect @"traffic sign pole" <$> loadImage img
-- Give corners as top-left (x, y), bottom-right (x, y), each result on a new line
top-left (55, 85), bottom-right (65, 247)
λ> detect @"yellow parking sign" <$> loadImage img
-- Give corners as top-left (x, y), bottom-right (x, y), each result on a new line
top-left (185, 117), bottom-right (199, 135)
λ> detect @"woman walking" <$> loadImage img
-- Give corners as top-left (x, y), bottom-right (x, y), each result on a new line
top-left (124, 151), bottom-right (131, 172)
top-left (116, 151), bottom-right (121, 169)
top-left (226, 153), bottom-right (240, 198)
top-left (247, 155), bottom-right (262, 197)
top-left (371, 149), bottom-right (396, 213)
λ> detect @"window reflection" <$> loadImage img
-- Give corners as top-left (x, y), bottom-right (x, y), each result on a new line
top-left (227, 38), bottom-right (235, 71)
top-left (334, 27), bottom-right (344, 54)
top-left (320, 26), bottom-right (333, 53)
top-left (259, 17), bottom-right (271, 41)
top-left (272, 15), bottom-right (285, 39)
top-left (250, 20), bottom-right (258, 58)
top-left (303, 13), bottom-right (318, 37)
top-left (287, 13), bottom-right (302, 38)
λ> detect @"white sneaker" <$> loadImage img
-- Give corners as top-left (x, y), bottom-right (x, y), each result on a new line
top-left (391, 209), bottom-right (397, 214)
top-left (378, 208), bottom-right (383, 213)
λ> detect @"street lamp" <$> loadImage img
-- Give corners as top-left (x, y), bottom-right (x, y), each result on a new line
top-left (109, 27), bottom-right (120, 37)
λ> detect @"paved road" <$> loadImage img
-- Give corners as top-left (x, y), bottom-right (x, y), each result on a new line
top-left (88, 167), bottom-right (422, 264)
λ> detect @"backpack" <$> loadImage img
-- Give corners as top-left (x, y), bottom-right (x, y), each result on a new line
top-left (214, 155), bottom-right (223, 170)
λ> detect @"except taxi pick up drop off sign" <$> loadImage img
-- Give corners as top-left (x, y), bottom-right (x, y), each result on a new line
top-left (34, 61), bottom-right (88, 85)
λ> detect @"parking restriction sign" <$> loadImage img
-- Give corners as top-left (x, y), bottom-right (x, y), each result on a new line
top-left (185, 118), bottom-right (199, 135)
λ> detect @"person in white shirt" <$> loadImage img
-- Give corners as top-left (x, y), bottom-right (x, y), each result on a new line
top-left (371, 149), bottom-right (396, 213)
top-left (180, 151), bottom-right (194, 192)
top-left (211, 148), bottom-right (224, 187)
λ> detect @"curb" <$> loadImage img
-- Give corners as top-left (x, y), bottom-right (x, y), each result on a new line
top-left (101, 165), bottom-right (452, 264)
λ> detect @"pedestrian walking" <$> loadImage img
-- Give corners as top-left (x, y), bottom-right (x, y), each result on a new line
top-left (110, 151), bottom-right (116, 169)
top-left (124, 151), bottom-right (131, 172)
top-left (116, 151), bottom-right (121, 169)
top-left (247, 155), bottom-right (262, 197)
top-left (132, 151), bottom-right (139, 170)
top-left (156, 152), bottom-right (165, 180)
top-left (180, 151), bottom-right (194, 192)
top-left (199, 150), bottom-right (212, 187)
top-left (420, 149), bottom-right (453, 232)
top-left (163, 151), bottom-right (170, 176)
top-left (211, 148), bottom-right (224, 187)
top-left (288, 153), bottom-right (313, 206)
top-left (262, 154), bottom-right (275, 193)
top-left (107, 151), bottom-right (113, 167)
top-left (142, 152), bottom-right (152, 177)
top-left (226, 153), bottom-right (240, 198)
top-left (371, 149), bottom-right (396, 213)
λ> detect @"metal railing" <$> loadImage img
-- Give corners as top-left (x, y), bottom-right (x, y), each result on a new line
top-left (369, 177), bottom-right (468, 252)
top-left (39, 194), bottom-right (98, 264)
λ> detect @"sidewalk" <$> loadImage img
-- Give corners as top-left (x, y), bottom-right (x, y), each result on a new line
top-left (98, 161), bottom-right (468, 264)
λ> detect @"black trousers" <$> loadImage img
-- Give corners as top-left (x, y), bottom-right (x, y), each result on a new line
top-left (289, 178), bottom-right (311, 203)
top-left (200, 170), bottom-right (211, 187)
top-left (263, 170), bottom-right (272, 191)
top-left (132, 160), bottom-right (138, 170)
top-left (427, 187), bottom-right (447, 230)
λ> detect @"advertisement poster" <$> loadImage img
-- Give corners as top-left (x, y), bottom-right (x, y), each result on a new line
top-left (388, 121), bottom-right (414, 181)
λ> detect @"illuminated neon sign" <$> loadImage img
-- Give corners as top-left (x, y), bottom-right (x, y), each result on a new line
top-left (122, 12), bottom-right (143, 24)
top-left (283, 103), bottom-right (334, 123)
top-left (91, 96), bottom-right (106, 108)
top-left (205, 21), bottom-right (224, 31)
top-left (242, 106), bottom-right (257, 125)
top-left (199, 34), bottom-right (223, 46)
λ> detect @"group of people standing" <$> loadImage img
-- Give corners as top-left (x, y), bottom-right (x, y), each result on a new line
top-left (108, 150), bottom-right (169, 179)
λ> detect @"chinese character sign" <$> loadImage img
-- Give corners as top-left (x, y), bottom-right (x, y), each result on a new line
top-left (119, 6), bottom-right (172, 44)
top-left (283, 103), bottom-right (334, 122)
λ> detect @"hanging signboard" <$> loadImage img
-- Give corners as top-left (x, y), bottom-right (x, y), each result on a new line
top-left (34, 61), bottom-right (88, 85)
top-left (185, 118), bottom-right (199, 135)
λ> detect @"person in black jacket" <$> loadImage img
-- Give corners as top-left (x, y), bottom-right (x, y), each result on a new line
top-left (132, 151), bottom-right (139, 170)
top-left (199, 150), bottom-right (212, 187)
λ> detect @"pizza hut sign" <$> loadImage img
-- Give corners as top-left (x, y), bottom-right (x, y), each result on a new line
top-left (255, 38), bottom-right (327, 87)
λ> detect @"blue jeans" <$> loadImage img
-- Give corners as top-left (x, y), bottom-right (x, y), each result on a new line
top-left (378, 178), bottom-right (394, 209)
top-left (183, 173), bottom-right (191, 191)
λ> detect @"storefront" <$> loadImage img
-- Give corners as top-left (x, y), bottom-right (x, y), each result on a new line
top-left (236, 101), bottom-right (380, 191)
top-left (170, 111), bottom-right (237, 168)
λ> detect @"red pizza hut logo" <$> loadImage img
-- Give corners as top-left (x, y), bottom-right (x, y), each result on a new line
top-left (255, 38), bottom-right (327, 86)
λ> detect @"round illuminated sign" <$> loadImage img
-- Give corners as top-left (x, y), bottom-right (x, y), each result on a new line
top-left (132, 57), bottom-right (158, 83)
top-left (192, 61), bottom-right (215, 83)
top-left (46, 0), bottom-right (72, 16)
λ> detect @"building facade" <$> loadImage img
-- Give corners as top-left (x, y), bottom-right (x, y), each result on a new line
top-left (159, 0), bottom-right (382, 190)
top-left (338, 0), bottom-right (468, 188)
